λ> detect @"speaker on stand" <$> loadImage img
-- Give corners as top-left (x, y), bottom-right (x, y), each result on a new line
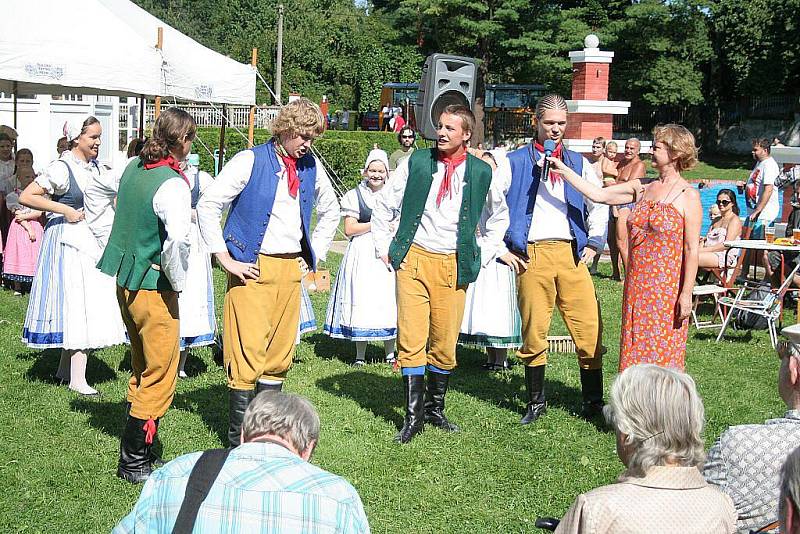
top-left (415, 54), bottom-right (480, 140)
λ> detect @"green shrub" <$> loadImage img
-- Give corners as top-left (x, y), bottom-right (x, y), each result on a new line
top-left (192, 128), bottom-right (406, 194)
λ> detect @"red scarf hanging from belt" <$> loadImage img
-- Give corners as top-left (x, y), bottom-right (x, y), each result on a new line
top-left (534, 141), bottom-right (564, 184)
top-left (143, 155), bottom-right (189, 186)
top-left (436, 151), bottom-right (467, 207)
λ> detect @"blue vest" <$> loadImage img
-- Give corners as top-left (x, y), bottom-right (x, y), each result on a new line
top-left (52, 159), bottom-right (89, 209)
top-left (504, 144), bottom-right (589, 258)
top-left (222, 141), bottom-right (317, 268)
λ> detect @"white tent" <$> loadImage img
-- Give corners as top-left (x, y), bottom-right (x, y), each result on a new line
top-left (0, 0), bottom-right (256, 105)
top-left (0, 1), bottom-right (162, 96)
top-left (101, 0), bottom-right (256, 105)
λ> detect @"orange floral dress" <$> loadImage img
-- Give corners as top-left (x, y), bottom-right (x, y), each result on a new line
top-left (619, 199), bottom-right (688, 371)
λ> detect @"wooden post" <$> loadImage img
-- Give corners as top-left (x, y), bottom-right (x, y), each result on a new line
top-left (12, 81), bottom-right (17, 130)
top-left (138, 95), bottom-right (145, 138)
top-left (217, 104), bottom-right (227, 176)
top-left (248, 48), bottom-right (258, 148)
top-left (154, 27), bottom-right (163, 119)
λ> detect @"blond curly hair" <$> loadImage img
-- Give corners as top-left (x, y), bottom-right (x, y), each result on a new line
top-left (652, 124), bottom-right (698, 172)
top-left (271, 98), bottom-right (325, 140)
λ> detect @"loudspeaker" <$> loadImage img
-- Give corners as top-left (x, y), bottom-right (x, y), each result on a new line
top-left (415, 54), bottom-right (480, 140)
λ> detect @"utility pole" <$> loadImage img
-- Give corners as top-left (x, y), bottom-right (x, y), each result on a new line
top-left (276, 4), bottom-right (284, 105)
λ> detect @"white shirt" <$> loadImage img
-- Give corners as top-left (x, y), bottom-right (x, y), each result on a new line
top-left (36, 151), bottom-right (103, 222)
top-left (83, 156), bottom-right (133, 248)
top-left (152, 177), bottom-right (192, 292)
top-left (496, 151), bottom-right (607, 251)
top-left (373, 155), bottom-right (510, 264)
top-left (748, 156), bottom-right (781, 222)
top-left (341, 181), bottom-right (379, 221)
top-left (0, 159), bottom-right (14, 187)
top-left (196, 148), bottom-right (340, 263)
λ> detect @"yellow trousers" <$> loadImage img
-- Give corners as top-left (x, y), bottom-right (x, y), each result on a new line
top-left (223, 254), bottom-right (301, 389)
top-left (396, 245), bottom-right (467, 370)
top-left (517, 241), bottom-right (603, 369)
top-left (117, 287), bottom-right (180, 420)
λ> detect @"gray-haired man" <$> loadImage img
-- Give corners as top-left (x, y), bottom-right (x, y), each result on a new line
top-left (114, 392), bottom-right (370, 533)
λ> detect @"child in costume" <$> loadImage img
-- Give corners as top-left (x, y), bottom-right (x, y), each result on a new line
top-left (3, 166), bottom-right (44, 294)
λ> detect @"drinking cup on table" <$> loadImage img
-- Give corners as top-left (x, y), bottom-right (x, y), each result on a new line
top-left (793, 228), bottom-right (800, 242)
top-left (766, 226), bottom-right (776, 243)
top-left (776, 223), bottom-right (788, 238)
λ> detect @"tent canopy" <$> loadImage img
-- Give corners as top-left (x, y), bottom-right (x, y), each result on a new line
top-left (0, 1), bottom-right (256, 105)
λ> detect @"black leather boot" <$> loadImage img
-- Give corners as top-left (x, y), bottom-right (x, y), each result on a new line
top-left (125, 402), bottom-right (164, 468)
top-left (117, 416), bottom-right (156, 483)
top-left (395, 374), bottom-right (425, 443)
top-left (424, 371), bottom-right (459, 432)
top-left (521, 365), bottom-right (547, 425)
top-left (228, 388), bottom-right (255, 447)
top-left (255, 381), bottom-right (283, 396)
top-left (579, 368), bottom-right (605, 419)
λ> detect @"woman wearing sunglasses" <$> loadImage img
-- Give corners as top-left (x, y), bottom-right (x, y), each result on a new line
top-left (698, 189), bottom-right (742, 271)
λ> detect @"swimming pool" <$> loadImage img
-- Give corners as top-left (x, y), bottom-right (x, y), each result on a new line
top-left (696, 183), bottom-right (756, 236)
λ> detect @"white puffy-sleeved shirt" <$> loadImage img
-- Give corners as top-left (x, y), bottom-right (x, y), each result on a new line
top-left (36, 151), bottom-right (101, 220)
top-left (152, 176), bottom-right (192, 292)
top-left (372, 155), bottom-right (510, 265)
top-left (196, 148), bottom-right (340, 263)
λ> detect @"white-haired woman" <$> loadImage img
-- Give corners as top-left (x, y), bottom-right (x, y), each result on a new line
top-left (555, 365), bottom-right (736, 534)
top-left (780, 446), bottom-right (800, 534)
top-left (20, 116), bottom-right (126, 395)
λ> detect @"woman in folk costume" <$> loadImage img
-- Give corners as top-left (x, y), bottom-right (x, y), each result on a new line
top-left (324, 149), bottom-right (397, 365)
top-left (97, 107), bottom-right (194, 483)
top-left (458, 150), bottom-right (522, 370)
top-left (176, 154), bottom-right (216, 378)
top-left (20, 116), bottom-right (127, 396)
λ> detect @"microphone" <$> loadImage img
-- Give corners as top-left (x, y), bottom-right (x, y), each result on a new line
top-left (541, 139), bottom-right (556, 182)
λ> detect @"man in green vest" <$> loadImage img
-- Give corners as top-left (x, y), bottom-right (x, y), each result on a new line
top-left (372, 104), bottom-right (513, 443)
top-left (97, 108), bottom-right (195, 483)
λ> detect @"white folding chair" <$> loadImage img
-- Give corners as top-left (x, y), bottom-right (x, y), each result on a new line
top-left (691, 284), bottom-right (728, 330)
top-left (716, 262), bottom-right (800, 347)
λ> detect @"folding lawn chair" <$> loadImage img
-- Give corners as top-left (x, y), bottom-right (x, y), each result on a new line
top-left (716, 261), bottom-right (800, 348)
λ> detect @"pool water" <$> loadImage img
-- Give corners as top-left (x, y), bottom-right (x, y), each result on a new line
top-left (696, 183), bottom-right (753, 236)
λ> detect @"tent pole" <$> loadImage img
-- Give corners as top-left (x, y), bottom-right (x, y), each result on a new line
top-left (248, 48), bottom-right (258, 148)
top-left (275, 4), bottom-right (284, 105)
top-left (155, 27), bottom-right (163, 119)
top-left (138, 95), bottom-right (145, 138)
top-left (218, 104), bottom-right (227, 176)
top-left (12, 81), bottom-right (17, 130)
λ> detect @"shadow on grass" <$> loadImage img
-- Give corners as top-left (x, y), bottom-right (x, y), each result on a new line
top-left (172, 382), bottom-right (229, 445)
top-left (691, 329), bottom-right (753, 343)
top-left (306, 333), bottom-right (387, 365)
top-left (316, 371), bottom-right (404, 428)
top-left (23, 349), bottom-right (117, 385)
top-left (70, 396), bottom-right (128, 439)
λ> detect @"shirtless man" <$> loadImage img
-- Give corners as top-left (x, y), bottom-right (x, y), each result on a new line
top-left (614, 138), bottom-right (647, 270)
top-left (602, 141), bottom-right (623, 279)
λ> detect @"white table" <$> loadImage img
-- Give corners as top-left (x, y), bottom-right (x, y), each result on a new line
top-left (724, 239), bottom-right (800, 282)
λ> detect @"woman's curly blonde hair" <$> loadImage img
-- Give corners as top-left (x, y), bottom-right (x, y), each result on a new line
top-left (652, 124), bottom-right (698, 172)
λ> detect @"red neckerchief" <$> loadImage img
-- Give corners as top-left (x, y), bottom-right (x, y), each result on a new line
top-left (278, 153), bottom-right (300, 199)
top-left (534, 141), bottom-right (564, 184)
top-left (143, 155), bottom-right (189, 186)
top-left (436, 150), bottom-right (467, 207)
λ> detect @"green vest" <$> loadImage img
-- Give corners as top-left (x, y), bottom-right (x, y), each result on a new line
top-left (96, 158), bottom-right (176, 291)
top-left (388, 148), bottom-right (492, 285)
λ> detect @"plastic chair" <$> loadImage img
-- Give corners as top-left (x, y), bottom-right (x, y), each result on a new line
top-left (691, 284), bottom-right (728, 330)
top-left (716, 261), bottom-right (800, 347)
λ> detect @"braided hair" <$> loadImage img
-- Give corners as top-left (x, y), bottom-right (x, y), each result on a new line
top-left (535, 94), bottom-right (569, 119)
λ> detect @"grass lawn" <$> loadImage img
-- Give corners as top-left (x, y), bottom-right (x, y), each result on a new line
top-left (0, 246), bottom-right (788, 533)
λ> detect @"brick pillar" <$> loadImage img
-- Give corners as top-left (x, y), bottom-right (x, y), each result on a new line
top-left (572, 63), bottom-right (610, 101)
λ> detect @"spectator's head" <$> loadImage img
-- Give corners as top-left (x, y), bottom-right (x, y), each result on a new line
top-left (534, 94), bottom-right (569, 145)
top-left (436, 104), bottom-right (475, 155)
top-left (0, 133), bottom-right (13, 162)
top-left (780, 446), bottom-right (800, 534)
top-left (651, 124), bottom-right (698, 173)
top-left (591, 137), bottom-right (607, 159)
top-left (242, 391), bottom-right (320, 461)
top-left (777, 329), bottom-right (800, 411)
top-left (624, 138), bottom-right (641, 161)
top-left (774, 137), bottom-right (785, 147)
top-left (56, 136), bottom-right (69, 156)
top-left (605, 141), bottom-right (618, 161)
top-left (64, 116), bottom-right (102, 161)
top-left (16, 166), bottom-right (36, 188)
top-left (716, 188), bottom-right (740, 216)
top-left (14, 148), bottom-right (33, 173)
top-left (272, 98), bottom-right (326, 159)
top-left (604, 364), bottom-right (706, 477)
top-left (398, 127), bottom-right (415, 148)
top-left (362, 149), bottom-right (389, 191)
top-left (127, 137), bottom-right (147, 158)
top-left (752, 138), bottom-right (772, 161)
top-left (140, 108), bottom-right (196, 164)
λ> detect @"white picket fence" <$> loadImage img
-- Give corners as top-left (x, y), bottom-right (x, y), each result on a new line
top-left (120, 102), bottom-right (281, 132)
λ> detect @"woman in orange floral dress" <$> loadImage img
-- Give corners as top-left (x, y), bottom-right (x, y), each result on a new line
top-left (546, 125), bottom-right (703, 371)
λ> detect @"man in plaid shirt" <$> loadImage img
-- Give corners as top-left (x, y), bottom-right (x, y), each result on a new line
top-left (114, 392), bottom-right (370, 533)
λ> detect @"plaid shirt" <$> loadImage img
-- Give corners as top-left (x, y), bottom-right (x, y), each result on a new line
top-left (703, 410), bottom-right (800, 533)
top-left (114, 442), bottom-right (371, 534)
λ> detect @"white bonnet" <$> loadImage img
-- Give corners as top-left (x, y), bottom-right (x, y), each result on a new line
top-left (362, 149), bottom-right (389, 175)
